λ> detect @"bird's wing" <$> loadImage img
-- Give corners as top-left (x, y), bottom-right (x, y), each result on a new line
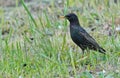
top-left (78, 29), bottom-right (106, 54)
top-left (78, 30), bottom-right (100, 47)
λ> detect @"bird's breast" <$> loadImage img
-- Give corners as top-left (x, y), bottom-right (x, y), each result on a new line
top-left (70, 26), bottom-right (85, 45)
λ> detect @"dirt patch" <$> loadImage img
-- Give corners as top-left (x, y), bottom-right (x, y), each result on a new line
top-left (0, 0), bottom-right (33, 7)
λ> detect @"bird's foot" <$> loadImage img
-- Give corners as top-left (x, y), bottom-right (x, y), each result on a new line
top-left (76, 55), bottom-right (88, 63)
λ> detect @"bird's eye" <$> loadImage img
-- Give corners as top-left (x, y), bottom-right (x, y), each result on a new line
top-left (65, 15), bottom-right (70, 18)
top-left (67, 15), bottom-right (71, 17)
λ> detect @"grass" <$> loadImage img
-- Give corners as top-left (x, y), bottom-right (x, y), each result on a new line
top-left (0, 0), bottom-right (120, 78)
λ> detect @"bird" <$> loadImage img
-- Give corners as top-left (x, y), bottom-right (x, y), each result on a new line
top-left (59, 13), bottom-right (106, 54)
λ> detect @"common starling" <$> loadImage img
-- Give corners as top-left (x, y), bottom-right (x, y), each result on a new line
top-left (60, 13), bottom-right (106, 54)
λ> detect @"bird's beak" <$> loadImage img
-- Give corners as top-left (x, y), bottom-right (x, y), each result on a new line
top-left (59, 16), bottom-right (65, 19)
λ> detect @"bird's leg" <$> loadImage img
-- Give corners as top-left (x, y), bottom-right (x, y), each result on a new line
top-left (82, 49), bottom-right (89, 60)
top-left (82, 49), bottom-right (85, 57)
top-left (76, 50), bottom-right (88, 63)
top-left (82, 50), bottom-right (85, 55)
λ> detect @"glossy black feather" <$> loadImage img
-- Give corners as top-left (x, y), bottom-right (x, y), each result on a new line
top-left (65, 13), bottom-right (106, 54)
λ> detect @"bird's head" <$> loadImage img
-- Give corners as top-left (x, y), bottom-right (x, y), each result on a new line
top-left (59, 13), bottom-right (79, 24)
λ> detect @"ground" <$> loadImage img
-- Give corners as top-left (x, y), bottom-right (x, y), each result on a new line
top-left (0, 0), bottom-right (120, 78)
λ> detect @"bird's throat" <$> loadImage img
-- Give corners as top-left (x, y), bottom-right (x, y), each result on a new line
top-left (70, 22), bottom-right (80, 27)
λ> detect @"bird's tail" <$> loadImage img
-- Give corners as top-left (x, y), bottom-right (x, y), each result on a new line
top-left (98, 47), bottom-right (106, 54)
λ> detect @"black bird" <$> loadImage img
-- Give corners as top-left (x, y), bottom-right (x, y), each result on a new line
top-left (60, 13), bottom-right (106, 54)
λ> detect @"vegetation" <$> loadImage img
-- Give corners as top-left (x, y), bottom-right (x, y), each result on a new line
top-left (0, 0), bottom-right (120, 77)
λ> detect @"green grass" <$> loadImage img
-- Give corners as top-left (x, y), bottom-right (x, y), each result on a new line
top-left (0, 0), bottom-right (120, 78)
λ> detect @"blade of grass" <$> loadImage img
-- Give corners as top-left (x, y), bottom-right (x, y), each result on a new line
top-left (21, 0), bottom-right (37, 27)
top-left (69, 49), bottom-right (77, 77)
